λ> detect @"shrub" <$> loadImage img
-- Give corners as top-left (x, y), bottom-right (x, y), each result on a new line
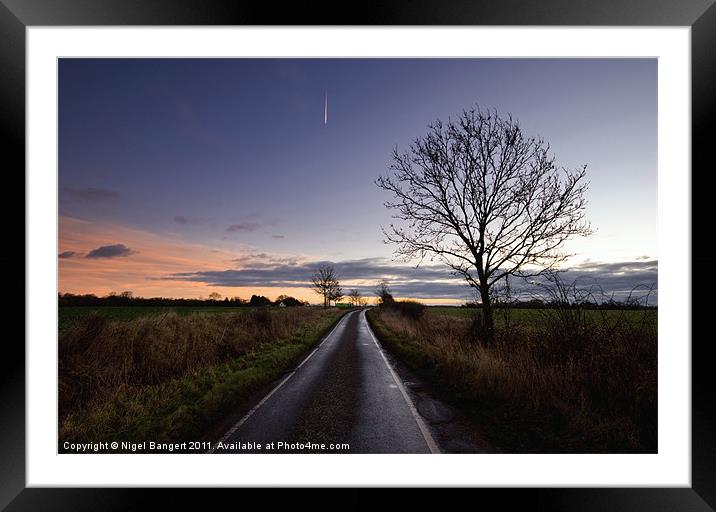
top-left (388, 300), bottom-right (426, 320)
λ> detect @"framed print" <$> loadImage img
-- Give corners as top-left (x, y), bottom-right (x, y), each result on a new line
top-left (2, 0), bottom-right (714, 508)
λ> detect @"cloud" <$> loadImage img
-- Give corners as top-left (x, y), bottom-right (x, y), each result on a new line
top-left (233, 251), bottom-right (303, 269)
top-left (63, 187), bottom-right (119, 202)
top-left (85, 244), bottom-right (136, 259)
top-left (160, 257), bottom-right (475, 299)
top-left (173, 215), bottom-right (214, 226)
top-left (537, 259), bottom-right (658, 300)
top-left (58, 251), bottom-right (79, 259)
top-left (226, 222), bottom-right (260, 233)
top-left (272, 235), bottom-right (285, 239)
top-left (157, 257), bottom-right (658, 302)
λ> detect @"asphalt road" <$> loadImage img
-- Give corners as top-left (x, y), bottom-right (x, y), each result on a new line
top-left (210, 309), bottom-right (439, 454)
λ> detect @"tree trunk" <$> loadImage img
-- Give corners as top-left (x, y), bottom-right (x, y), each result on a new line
top-left (479, 286), bottom-right (495, 347)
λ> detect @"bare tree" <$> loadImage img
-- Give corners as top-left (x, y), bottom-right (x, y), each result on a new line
top-left (348, 289), bottom-right (361, 307)
top-left (208, 292), bottom-right (222, 300)
top-left (376, 105), bottom-right (592, 344)
top-left (375, 281), bottom-right (394, 305)
top-left (329, 285), bottom-right (344, 306)
top-left (311, 265), bottom-right (341, 308)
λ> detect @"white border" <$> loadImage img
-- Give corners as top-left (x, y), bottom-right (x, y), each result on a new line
top-left (27, 27), bottom-right (690, 487)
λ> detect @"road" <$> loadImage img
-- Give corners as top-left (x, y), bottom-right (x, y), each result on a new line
top-left (210, 309), bottom-right (439, 454)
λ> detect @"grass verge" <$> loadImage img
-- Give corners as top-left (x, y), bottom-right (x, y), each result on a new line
top-left (366, 306), bottom-right (656, 453)
top-left (59, 307), bottom-right (347, 449)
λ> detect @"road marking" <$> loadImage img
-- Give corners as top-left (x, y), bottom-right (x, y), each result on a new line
top-left (361, 310), bottom-right (441, 454)
top-left (207, 310), bottom-right (355, 453)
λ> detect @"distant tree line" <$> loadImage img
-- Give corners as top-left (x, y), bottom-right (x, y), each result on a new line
top-left (373, 279), bottom-right (656, 312)
top-left (58, 292), bottom-right (309, 308)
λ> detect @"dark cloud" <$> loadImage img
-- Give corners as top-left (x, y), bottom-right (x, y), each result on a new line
top-left (63, 187), bottom-right (119, 202)
top-left (157, 257), bottom-right (658, 303)
top-left (85, 244), bottom-right (135, 259)
top-left (226, 222), bottom-right (260, 233)
top-left (233, 252), bottom-right (302, 269)
top-left (58, 251), bottom-right (79, 259)
top-left (173, 215), bottom-right (214, 226)
top-left (533, 259), bottom-right (658, 301)
top-left (568, 259), bottom-right (657, 273)
top-left (272, 235), bottom-right (285, 239)
top-left (159, 257), bottom-right (480, 300)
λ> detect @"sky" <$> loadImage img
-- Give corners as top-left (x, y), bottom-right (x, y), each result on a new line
top-left (58, 58), bottom-right (657, 304)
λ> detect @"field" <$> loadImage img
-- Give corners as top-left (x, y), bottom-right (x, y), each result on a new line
top-left (428, 306), bottom-right (656, 328)
top-left (368, 304), bottom-right (657, 453)
top-left (60, 305), bottom-right (654, 333)
top-left (58, 306), bottom-right (345, 448)
top-left (58, 306), bottom-right (258, 333)
top-left (59, 303), bottom-right (657, 453)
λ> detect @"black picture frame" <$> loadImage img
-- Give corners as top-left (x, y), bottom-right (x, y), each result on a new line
top-left (2, 0), bottom-right (713, 509)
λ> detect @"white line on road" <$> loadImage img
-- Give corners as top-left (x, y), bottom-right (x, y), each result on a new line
top-left (361, 310), bottom-right (441, 454)
top-left (207, 310), bottom-right (355, 453)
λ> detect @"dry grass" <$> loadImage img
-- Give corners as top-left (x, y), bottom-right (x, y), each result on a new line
top-left (59, 307), bottom-right (342, 443)
top-left (369, 305), bottom-right (657, 452)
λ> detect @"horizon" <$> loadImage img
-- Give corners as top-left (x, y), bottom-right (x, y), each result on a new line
top-left (58, 58), bottom-right (657, 305)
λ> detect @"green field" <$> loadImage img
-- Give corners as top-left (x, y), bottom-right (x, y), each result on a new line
top-left (59, 306), bottom-right (260, 333)
top-left (428, 306), bottom-right (657, 327)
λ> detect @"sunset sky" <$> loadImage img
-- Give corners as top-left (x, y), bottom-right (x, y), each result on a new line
top-left (59, 58), bottom-right (657, 304)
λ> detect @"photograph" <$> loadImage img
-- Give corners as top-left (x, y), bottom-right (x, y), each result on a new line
top-left (1, 0), bottom-right (709, 503)
top-left (57, 57), bottom-right (657, 455)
